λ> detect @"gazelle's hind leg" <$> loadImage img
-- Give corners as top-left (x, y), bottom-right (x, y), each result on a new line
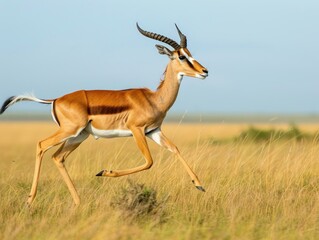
top-left (147, 128), bottom-right (205, 192)
top-left (52, 131), bottom-right (89, 205)
top-left (27, 128), bottom-right (86, 207)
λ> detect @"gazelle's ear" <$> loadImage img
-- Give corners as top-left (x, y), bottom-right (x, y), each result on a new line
top-left (155, 44), bottom-right (174, 59)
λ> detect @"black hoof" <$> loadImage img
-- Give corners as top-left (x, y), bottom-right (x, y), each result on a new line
top-left (196, 186), bottom-right (206, 192)
top-left (96, 170), bottom-right (105, 176)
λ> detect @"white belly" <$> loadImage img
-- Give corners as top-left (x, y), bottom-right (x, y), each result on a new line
top-left (85, 123), bottom-right (157, 139)
top-left (85, 124), bottom-right (132, 139)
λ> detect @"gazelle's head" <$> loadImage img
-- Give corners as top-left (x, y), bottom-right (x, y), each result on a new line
top-left (137, 23), bottom-right (208, 80)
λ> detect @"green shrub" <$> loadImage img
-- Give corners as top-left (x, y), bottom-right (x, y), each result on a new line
top-left (234, 125), bottom-right (310, 142)
top-left (110, 180), bottom-right (168, 224)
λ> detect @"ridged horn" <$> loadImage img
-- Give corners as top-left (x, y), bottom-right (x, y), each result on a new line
top-left (175, 24), bottom-right (187, 48)
top-left (136, 23), bottom-right (181, 50)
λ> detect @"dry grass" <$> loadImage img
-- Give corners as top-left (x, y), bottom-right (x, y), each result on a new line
top-left (1, 122), bottom-right (319, 239)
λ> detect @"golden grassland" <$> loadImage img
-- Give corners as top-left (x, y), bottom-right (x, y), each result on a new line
top-left (1, 122), bottom-right (319, 239)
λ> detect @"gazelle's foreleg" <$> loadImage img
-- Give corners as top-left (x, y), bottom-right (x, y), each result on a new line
top-left (147, 128), bottom-right (205, 192)
top-left (96, 126), bottom-right (153, 177)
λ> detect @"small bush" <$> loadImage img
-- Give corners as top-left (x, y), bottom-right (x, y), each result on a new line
top-left (111, 180), bottom-right (168, 224)
top-left (234, 125), bottom-right (310, 142)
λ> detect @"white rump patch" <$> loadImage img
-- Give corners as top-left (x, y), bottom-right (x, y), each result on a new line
top-left (51, 102), bottom-right (59, 125)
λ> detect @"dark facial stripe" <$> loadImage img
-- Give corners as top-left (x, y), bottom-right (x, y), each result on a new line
top-left (185, 58), bottom-right (194, 68)
top-left (88, 105), bottom-right (129, 115)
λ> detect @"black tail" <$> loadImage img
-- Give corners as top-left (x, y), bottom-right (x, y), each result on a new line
top-left (0, 96), bottom-right (16, 114)
top-left (0, 95), bottom-right (53, 114)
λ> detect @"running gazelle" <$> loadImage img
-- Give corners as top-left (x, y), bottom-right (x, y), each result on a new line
top-left (0, 23), bottom-right (209, 206)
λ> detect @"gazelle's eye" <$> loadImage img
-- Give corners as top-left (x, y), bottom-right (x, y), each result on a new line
top-left (179, 55), bottom-right (186, 60)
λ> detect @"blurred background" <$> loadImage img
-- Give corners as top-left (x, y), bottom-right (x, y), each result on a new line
top-left (0, 0), bottom-right (318, 120)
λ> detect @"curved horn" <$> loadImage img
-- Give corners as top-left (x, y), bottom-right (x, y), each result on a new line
top-left (175, 24), bottom-right (187, 48)
top-left (136, 23), bottom-right (181, 50)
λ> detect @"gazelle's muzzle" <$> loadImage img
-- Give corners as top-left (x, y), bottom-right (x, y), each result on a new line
top-left (201, 69), bottom-right (209, 78)
top-left (195, 67), bottom-right (208, 79)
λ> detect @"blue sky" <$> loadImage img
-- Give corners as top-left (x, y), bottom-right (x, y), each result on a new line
top-left (0, 0), bottom-right (318, 114)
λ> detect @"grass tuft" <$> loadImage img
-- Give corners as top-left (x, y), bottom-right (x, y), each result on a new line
top-left (110, 180), bottom-right (168, 224)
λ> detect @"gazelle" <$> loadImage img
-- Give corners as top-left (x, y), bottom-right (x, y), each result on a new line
top-left (1, 23), bottom-right (208, 206)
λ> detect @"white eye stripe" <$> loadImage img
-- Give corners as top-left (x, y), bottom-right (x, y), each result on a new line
top-left (180, 49), bottom-right (195, 64)
top-left (180, 49), bottom-right (189, 59)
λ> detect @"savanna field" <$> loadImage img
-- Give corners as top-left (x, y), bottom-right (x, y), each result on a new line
top-left (1, 121), bottom-right (319, 239)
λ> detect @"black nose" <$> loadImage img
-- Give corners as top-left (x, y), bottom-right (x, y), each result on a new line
top-left (203, 69), bottom-right (208, 74)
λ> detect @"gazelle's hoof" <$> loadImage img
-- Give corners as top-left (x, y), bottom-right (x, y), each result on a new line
top-left (96, 169), bottom-right (117, 177)
top-left (195, 185), bottom-right (206, 192)
top-left (26, 195), bottom-right (34, 207)
top-left (96, 170), bottom-right (105, 176)
top-left (192, 180), bottom-right (205, 192)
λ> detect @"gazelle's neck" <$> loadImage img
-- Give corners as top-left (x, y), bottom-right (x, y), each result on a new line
top-left (154, 61), bottom-right (182, 113)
